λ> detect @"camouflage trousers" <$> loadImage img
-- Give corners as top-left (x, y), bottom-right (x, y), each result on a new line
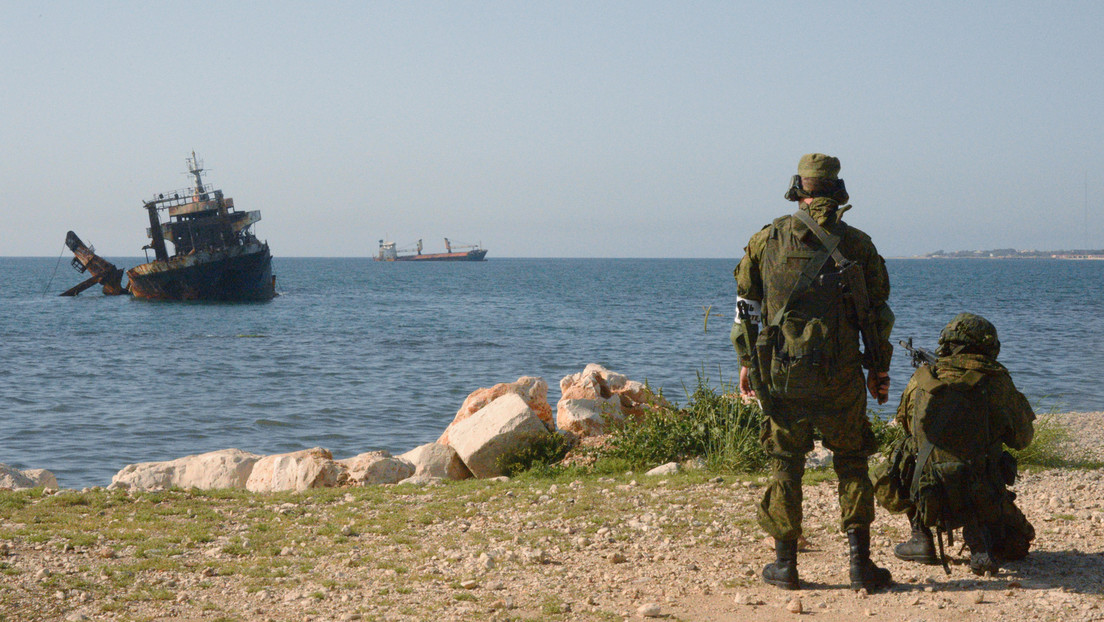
top-left (758, 368), bottom-right (878, 541)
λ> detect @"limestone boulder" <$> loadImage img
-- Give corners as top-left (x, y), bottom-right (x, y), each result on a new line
top-left (21, 469), bottom-right (58, 490)
top-left (337, 451), bottom-right (415, 485)
top-left (446, 393), bottom-right (553, 478)
top-left (439, 376), bottom-right (553, 445)
top-left (246, 447), bottom-right (341, 492)
top-left (399, 443), bottom-right (472, 480)
top-left (0, 464), bottom-right (36, 490)
top-left (556, 395), bottom-right (624, 438)
top-left (109, 449), bottom-right (262, 491)
top-left (557, 364), bottom-right (669, 435)
top-left (805, 441), bottom-right (833, 469)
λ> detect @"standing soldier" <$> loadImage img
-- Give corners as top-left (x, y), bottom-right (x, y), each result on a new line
top-left (731, 153), bottom-right (895, 591)
top-left (874, 313), bottom-right (1035, 575)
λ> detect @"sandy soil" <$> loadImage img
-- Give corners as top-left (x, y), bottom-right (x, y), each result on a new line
top-left (1, 413), bottom-right (1102, 622)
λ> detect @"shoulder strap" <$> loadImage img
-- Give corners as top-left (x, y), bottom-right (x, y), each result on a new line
top-left (792, 209), bottom-right (850, 267)
top-left (767, 212), bottom-right (842, 327)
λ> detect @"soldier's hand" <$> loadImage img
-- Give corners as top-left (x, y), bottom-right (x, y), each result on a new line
top-left (867, 370), bottom-right (890, 404)
top-left (739, 366), bottom-right (758, 404)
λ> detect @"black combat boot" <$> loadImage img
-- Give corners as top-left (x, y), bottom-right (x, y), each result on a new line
top-left (848, 528), bottom-right (893, 592)
top-left (893, 515), bottom-right (940, 565)
top-left (963, 522), bottom-right (1001, 576)
top-left (762, 538), bottom-right (799, 590)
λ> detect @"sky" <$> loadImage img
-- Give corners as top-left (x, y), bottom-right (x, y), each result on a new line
top-left (3, 1), bottom-right (1102, 258)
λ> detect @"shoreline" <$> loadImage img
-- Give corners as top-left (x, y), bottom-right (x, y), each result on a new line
top-left (1, 414), bottom-right (1102, 621)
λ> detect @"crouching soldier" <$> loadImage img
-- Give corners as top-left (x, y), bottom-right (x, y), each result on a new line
top-left (873, 313), bottom-right (1036, 575)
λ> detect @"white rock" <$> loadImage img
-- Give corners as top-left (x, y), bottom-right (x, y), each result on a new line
top-left (109, 449), bottom-right (262, 491)
top-left (446, 393), bottom-right (553, 478)
top-left (805, 441), bottom-right (833, 469)
top-left (645, 462), bottom-right (679, 476)
top-left (637, 603), bottom-right (662, 617)
top-left (0, 464), bottom-right (36, 490)
top-left (337, 451), bottom-right (414, 485)
top-left (398, 443), bottom-right (472, 480)
top-left (246, 447), bottom-right (341, 492)
top-left (439, 376), bottom-right (554, 444)
top-left (20, 469), bottom-right (59, 489)
top-left (396, 475), bottom-right (444, 486)
top-left (555, 395), bottom-right (624, 437)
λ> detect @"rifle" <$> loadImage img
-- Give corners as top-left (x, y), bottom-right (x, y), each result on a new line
top-left (734, 299), bottom-right (777, 420)
top-left (838, 259), bottom-right (889, 373)
top-left (899, 337), bottom-right (937, 368)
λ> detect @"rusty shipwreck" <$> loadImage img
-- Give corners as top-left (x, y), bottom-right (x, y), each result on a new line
top-left (62, 152), bottom-right (275, 301)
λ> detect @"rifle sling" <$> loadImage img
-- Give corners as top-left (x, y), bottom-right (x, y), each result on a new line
top-left (768, 211), bottom-right (843, 327)
top-left (792, 209), bottom-right (849, 268)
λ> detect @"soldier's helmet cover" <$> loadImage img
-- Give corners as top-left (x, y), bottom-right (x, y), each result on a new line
top-left (937, 312), bottom-right (1001, 358)
top-left (797, 153), bottom-right (841, 180)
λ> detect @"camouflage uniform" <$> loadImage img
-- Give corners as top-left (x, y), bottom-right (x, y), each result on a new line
top-left (733, 197), bottom-right (894, 541)
top-left (732, 153), bottom-right (895, 591)
top-left (873, 315), bottom-right (1036, 564)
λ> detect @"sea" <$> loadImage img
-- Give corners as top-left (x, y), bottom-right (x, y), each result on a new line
top-left (2, 256), bottom-right (1101, 489)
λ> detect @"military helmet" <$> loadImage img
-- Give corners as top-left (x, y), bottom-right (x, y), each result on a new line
top-left (797, 153), bottom-right (841, 180)
top-left (937, 312), bottom-right (1000, 358)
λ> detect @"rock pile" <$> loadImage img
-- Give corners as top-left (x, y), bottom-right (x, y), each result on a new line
top-left (0, 464), bottom-right (57, 490)
top-left (2, 365), bottom-right (663, 492)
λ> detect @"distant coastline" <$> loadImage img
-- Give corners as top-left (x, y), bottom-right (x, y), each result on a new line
top-left (896, 248), bottom-right (1104, 260)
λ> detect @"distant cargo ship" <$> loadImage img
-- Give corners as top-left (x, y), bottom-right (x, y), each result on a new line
top-left (376, 238), bottom-right (488, 262)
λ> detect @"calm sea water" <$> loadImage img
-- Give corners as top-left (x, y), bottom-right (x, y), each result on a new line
top-left (2, 257), bottom-right (1101, 488)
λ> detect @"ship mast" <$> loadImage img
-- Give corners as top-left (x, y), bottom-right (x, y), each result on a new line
top-left (187, 150), bottom-right (208, 201)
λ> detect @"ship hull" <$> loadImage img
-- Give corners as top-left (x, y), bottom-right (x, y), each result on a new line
top-left (126, 242), bottom-right (275, 301)
top-left (386, 249), bottom-right (488, 262)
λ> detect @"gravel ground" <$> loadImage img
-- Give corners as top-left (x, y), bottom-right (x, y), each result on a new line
top-left (1, 413), bottom-right (1102, 622)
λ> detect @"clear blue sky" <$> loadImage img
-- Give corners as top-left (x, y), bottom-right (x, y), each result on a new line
top-left (3, 1), bottom-right (1102, 257)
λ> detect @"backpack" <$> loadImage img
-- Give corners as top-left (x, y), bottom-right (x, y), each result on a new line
top-left (756, 212), bottom-right (861, 399)
top-left (907, 366), bottom-right (1004, 529)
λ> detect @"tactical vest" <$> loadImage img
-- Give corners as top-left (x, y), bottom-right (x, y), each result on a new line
top-left (757, 213), bottom-right (861, 399)
top-left (906, 366), bottom-right (1004, 530)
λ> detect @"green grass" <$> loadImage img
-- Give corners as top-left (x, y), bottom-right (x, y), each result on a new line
top-left (1012, 414), bottom-right (1104, 470)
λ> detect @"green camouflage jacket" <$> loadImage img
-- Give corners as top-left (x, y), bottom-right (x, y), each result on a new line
top-left (732, 199), bottom-right (894, 371)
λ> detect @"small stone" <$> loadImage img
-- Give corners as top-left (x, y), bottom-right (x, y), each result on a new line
top-left (280, 547), bottom-right (293, 556)
top-left (479, 552), bottom-right (496, 569)
top-left (338, 614), bottom-right (362, 622)
top-left (460, 579), bottom-right (478, 590)
top-left (637, 603), bottom-right (662, 617)
top-left (786, 598), bottom-right (802, 614)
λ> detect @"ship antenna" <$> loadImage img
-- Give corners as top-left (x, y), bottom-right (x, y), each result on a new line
top-left (187, 150), bottom-right (206, 194)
